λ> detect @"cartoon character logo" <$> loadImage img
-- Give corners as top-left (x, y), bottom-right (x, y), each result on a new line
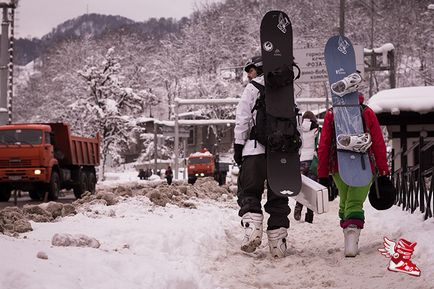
top-left (277, 13), bottom-right (290, 34)
top-left (378, 237), bottom-right (421, 277)
top-left (337, 37), bottom-right (350, 55)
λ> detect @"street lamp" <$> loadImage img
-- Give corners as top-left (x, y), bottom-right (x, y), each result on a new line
top-left (429, 4), bottom-right (434, 10)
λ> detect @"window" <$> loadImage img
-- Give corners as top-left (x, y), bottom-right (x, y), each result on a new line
top-left (188, 157), bottom-right (213, 165)
top-left (0, 129), bottom-right (43, 145)
top-left (44, 132), bottom-right (51, 144)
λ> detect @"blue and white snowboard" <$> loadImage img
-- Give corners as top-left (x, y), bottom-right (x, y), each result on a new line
top-left (324, 35), bottom-right (372, 186)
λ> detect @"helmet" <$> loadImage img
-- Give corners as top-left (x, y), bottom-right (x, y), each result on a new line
top-left (369, 176), bottom-right (396, 210)
top-left (244, 56), bottom-right (263, 72)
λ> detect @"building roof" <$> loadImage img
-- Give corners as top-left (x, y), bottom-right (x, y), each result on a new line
top-left (368, 86), bottom-right (434, 115)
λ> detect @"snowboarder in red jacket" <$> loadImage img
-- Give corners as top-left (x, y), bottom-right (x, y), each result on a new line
top-left (317, 93), bottom-right (389, 257)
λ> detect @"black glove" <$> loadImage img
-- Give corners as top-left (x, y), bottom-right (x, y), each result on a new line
top-left (234, 143), bottom-right (244, 166)
top-left (318, 177), bottom-right (330, 187)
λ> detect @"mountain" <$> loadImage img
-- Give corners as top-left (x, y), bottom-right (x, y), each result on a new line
top-left (42, 13), bottom-right (135, 41)
top-left (14, 13), bottom-right (186, 65)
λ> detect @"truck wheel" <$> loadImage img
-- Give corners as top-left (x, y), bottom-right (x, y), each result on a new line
top-left (73, 171), bottom-right (88, 199)
top-left (87, 172), bottom-right (96, 193)
top-left (48, 171), bottom-right (60, 201)
top-left (0, 187), bottom-right (11, 202)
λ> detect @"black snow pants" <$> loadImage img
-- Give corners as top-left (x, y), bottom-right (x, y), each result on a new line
top-left (237, 154), bottom-right (290, 230)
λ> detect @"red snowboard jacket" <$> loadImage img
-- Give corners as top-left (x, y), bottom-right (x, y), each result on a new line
top-left (317, 95), bottom-right (389, 179)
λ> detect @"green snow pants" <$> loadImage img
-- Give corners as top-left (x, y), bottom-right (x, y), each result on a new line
top-left (332, 173), bottom-right (372, 221)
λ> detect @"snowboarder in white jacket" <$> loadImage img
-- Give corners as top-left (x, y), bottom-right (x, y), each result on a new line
top-left (234, 55), bottom-right (290, 258)
top-left (294, 111), bottom-right (319, 223)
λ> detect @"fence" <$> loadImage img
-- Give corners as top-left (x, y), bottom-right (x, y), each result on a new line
top-left (392, 138), bottom-right (434, 220)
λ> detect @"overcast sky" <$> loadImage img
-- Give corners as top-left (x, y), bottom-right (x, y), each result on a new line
top-left (15, 0), bottom-right (221, 39)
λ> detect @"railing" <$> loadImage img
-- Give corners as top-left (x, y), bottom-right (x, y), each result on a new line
top-left (392, 139), bottom-right (434, 220)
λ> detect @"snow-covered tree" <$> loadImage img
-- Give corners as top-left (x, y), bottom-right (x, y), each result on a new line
top-left (77, 47), bottom-right (143, 180)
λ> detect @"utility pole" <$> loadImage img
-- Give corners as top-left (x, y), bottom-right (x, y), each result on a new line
top-left (364, 45), bottom-right (396, 93)
top-left (0, 1), bottom-right (16, 125)
top-left (369, 0), bottom-right (375, 97)
top-left (339, 0), bottom-right (345, 36)
top-left (153, 121), bottom-right (158, 174)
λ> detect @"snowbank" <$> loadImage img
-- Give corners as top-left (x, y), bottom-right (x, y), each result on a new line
top-left (0, 168), bottom-right (432, 289)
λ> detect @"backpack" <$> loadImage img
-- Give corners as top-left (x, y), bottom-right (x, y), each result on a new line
top-left (248, 80), bottom-right (302, 153)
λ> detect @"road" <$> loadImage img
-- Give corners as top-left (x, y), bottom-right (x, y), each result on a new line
top-left (0, 191), bottom-right (77, 209)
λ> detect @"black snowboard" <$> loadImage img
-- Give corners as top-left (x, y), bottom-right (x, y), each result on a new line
top-left (260, 10), bottom-right (301, 197)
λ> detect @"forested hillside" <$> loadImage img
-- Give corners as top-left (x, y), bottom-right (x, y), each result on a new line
top-left (13, 0), bottom-right (434, 163)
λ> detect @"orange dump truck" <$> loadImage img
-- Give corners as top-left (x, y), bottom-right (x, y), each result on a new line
top-left (187, 148), bottom-right (229, 185)
top-left (0, 123), bottom-right (100, 202)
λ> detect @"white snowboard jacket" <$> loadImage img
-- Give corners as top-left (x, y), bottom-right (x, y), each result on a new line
top-left (234, 75), bottom-right (266, 156)
top-left (300, 119), bottom-right (318, 162)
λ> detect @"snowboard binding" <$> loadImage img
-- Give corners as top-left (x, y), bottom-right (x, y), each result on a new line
top-left (267, 116), bottom-right (302, 153)
top-left (268, 131), bottom-right (302, 153)
top-left (330, 72), bottom-right (362, 96)
top-left (266, 65), bottom-right (294, 89)
top-left (336, 132), bottom-right (372, 153)
top-left (266, 62), bottom-right (301, 89)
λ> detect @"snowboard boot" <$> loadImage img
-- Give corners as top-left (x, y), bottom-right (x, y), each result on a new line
top-left (388, 239), bottom-right (421, 276)
top-left (267, 227), bottom-right (288, 258)
top-left (305, 210), bottom-right (314, 224)
top-left (240, 212), bottom-right (263, 253)
top-left (330, 72), bottom-right (362, 97)
top-left (293, 202), bottom-right (302, 221)
top-left (337, 133), bottom-right (372, 153)
top-left (343, 224), bottom-right (361, 257)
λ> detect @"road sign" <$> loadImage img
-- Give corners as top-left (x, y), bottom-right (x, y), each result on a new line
top-left (294, 46), bottom-right (364, 83)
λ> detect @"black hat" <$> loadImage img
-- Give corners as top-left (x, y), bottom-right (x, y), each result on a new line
top-left (369, 176), bottom-right (397, 210)
top-left (244, 56), bottom-right (263, 72)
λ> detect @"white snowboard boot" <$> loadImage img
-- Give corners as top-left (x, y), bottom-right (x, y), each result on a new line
top-left (267, 227), bottom-right (288, 258)
top-left (241, 212), bottom-right (263, 253)
top-left (343, 224), bottom-right (361, 257)
top-left (331, 72), bottom-right (362, 96)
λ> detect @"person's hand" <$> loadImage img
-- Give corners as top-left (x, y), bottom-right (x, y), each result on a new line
top-left (233, 144), bottom-right (244, 166)
top-left (318, 177), bottom-right (330, 187)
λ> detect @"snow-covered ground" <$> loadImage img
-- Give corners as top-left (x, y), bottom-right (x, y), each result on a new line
top-left (1, 168), bottom-right (433, 289)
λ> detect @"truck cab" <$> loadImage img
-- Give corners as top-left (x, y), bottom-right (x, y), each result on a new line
top-left (187, 149), bottom-right (215, 184)
top-left (187, 149), bottom-right (229, 185)
top-left (0, 124), bottom-right (56, 186)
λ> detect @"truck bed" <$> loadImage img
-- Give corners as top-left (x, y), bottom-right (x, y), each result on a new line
top-left (49, 123), bottom-right (100, 166)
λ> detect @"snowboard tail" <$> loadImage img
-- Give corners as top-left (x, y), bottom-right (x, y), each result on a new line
top-left (267, 151), bottom-right (302, 196)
